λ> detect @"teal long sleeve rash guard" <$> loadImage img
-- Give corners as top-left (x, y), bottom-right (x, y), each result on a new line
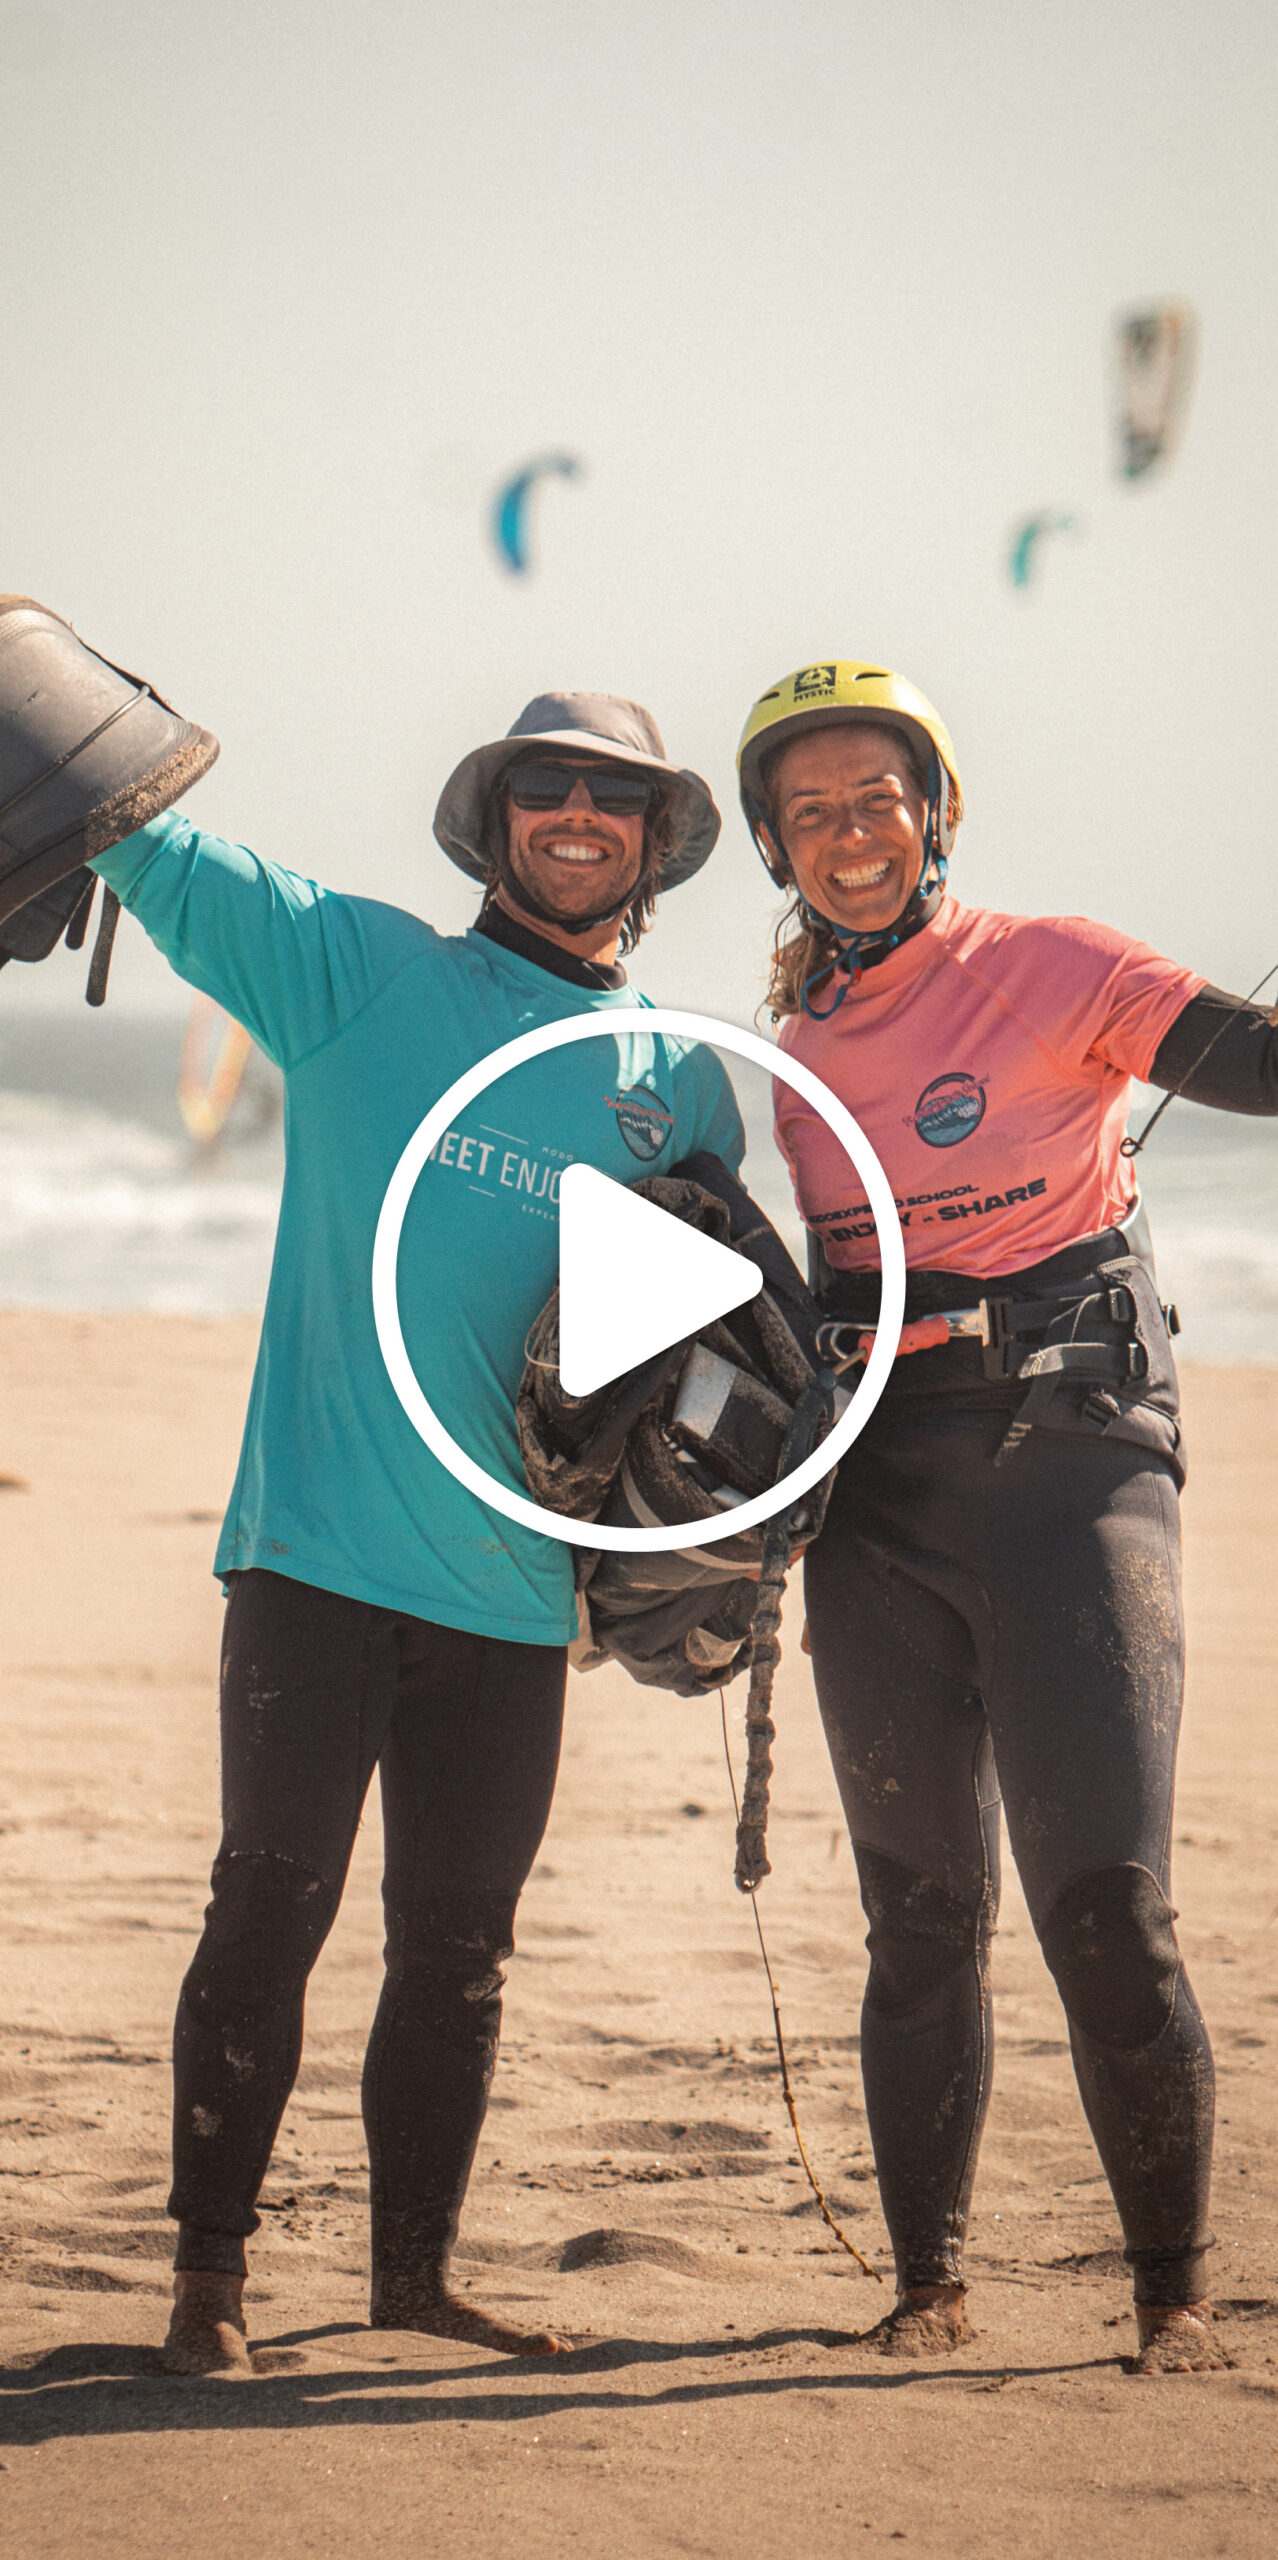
top-left (92, 815), bottom-right (745, 1644)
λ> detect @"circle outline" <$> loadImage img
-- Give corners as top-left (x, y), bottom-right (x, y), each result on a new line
top-left (371, 1009), bottom-right (904, 1552)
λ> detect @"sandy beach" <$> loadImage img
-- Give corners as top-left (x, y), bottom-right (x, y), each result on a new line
top-left (1, 1310), bottom-right (1276, 2558)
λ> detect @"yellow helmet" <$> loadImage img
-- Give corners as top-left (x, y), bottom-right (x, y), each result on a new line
top-left (737, 661), bottom-right (963, 887)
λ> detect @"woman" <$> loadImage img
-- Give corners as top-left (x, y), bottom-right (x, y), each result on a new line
top-left (738, 661), bottom-right (1274, 2376)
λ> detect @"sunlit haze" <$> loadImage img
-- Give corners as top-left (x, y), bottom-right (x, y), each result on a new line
top-left (2, 0), bottom-right (1275, 1020)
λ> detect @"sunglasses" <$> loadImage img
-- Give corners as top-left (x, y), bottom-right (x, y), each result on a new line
top-left (505, 760), bottom-right (656, 817)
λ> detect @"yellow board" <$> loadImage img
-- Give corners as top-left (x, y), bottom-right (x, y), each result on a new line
top-left (177, 993), bottom-right (254, 1148)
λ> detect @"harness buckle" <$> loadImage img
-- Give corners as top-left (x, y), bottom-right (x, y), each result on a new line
top-left (976, 1296), bottom-right (1019, 1380)
top-left (1082, 1390), bottom-right (1122, 1430)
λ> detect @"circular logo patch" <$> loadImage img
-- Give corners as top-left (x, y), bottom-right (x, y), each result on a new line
top-left (913, 1071), bottom-right (985, 1149)
top-left (612, 1085), bottom-right (675, 1161)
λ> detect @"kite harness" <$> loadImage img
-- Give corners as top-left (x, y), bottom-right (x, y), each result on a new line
top-left (812, 1196), bottom-right (1183, 1471)
top-left (517, 1151), bottom-right (845, 1891)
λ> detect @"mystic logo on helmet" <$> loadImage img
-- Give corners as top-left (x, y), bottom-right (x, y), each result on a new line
top-left (911, 1071), bottom-right (986, 1149)
top-left (793, 665), bottom-right (839, 701)
top-left (608, 1085), bottom-right (675, 1161)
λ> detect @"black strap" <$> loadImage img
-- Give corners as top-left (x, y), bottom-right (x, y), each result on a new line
top-left (62, 875), bottom-right (97, 952)
top-left (85, 886), bottom-right (120, 1006)
top-left (978, 1282), bottom-right (1146, 1386)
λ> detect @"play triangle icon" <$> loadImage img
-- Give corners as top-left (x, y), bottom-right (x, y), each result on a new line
top-left (557, 1162), bottom-right (763, 1399)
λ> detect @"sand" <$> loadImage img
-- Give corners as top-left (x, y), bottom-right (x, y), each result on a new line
top-left (1, 1311), bottom-right (1276, 2558)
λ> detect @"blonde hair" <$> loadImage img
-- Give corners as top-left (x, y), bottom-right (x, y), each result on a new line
top-left (760, 721), bottom-right (930, 1021)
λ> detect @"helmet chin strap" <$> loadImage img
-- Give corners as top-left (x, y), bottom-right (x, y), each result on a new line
top-left (796, 751), bottom-right (951, 1021)
top-left (491, 845), bottom-right (652, 940)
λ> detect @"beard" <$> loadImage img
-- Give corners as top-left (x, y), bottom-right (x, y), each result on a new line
top-left (498, 837), bottom-right (649, 938)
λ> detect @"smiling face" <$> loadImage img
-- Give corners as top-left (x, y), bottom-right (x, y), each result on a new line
top-left (765, 722), bottom-right (931, 936)
top-left (498, 766), bottom-right (649, 956)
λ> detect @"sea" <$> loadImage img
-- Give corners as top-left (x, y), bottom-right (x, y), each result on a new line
top-left (1, 1011), bottom-right (1276, 1363)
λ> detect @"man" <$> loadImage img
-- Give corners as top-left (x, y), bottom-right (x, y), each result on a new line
top-left (88, 691), bottom-right (743, 2374)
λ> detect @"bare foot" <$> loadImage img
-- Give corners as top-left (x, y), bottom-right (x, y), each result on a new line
top-left (859, 2282), bottom-right (974, 2359)
top-left (1128, 2302), bottom-right (1233, 2376)
top-left (161, 2271), bottom-right (251, 2377)
top-left (370, 2283), bottom-right (563, 2356)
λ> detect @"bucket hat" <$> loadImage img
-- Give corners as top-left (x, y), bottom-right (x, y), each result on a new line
top-left (433, 691), bottom-right (720, 889)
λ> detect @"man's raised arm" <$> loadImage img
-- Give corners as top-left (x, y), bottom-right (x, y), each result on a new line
top-left (92, 812), bottom-right (419, 1071)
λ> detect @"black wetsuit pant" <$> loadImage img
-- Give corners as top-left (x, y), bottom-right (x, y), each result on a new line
top-left (169, 1569), bottom-right (566, 2279)
top-left (805, 1395), bottom-right (1214, 2308)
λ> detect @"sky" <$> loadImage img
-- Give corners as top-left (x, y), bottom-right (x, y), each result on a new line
top-left (2, 0), bottom-right (1276, 1025)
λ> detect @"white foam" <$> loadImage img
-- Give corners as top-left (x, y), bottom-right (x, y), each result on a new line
top-left (0, 1093), bottom-right (282, 1313)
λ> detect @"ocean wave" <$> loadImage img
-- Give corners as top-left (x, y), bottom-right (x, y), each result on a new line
top-left (0, 1093), bottom-right (282, 1314)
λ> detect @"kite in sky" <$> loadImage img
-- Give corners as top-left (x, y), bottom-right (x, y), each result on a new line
top-left (1115, 303), bottom-right (1196, 479)
top-left (1008, 510), bottom-right (1079, 588)
top-left (492, 453), bottom-right (583, 574)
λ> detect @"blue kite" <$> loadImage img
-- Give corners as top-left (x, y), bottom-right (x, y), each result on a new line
top-left (492, 454), bottom-right (584, 574)
top-left (1008, 511), bottom-right (1079, 589)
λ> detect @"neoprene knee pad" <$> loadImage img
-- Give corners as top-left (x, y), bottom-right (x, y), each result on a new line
top-left (854, 1844), bottom-right (992, 2019)
top-left (380, 1891), bottom-right (516, 2046)
top-left (183, 1849), bottom-right (338, 2028)
top-left (1039, 1863), bottom-right (1180, 2049)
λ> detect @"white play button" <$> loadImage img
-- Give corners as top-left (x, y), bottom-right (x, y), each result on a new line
top-left (557, 1162), bottom-right (763, 1399)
